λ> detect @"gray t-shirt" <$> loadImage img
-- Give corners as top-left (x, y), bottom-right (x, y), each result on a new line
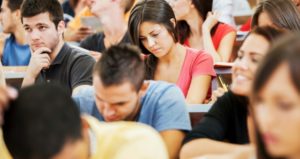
top-left (73, 80), bottom-right (191, 132)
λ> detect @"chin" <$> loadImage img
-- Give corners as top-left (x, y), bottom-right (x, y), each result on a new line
top-left (231, 85), bottom-right (249, 96)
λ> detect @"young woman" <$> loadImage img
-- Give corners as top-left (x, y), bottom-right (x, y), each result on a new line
top-left (180, 26), bottom-right (283, 158)
top-left (128, 0), bottom-right (215, 104)
top-left (252, 0), bottom-right (300, 31)
top-left (251, 33), bottom-right (300, 159)
top-left (167, 0), bottom-right (236, 62)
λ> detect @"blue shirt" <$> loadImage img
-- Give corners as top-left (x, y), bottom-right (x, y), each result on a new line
top-left (73, 81), bottom-right (191, 132)
top-left (2, 35), bottom-right (31, 66)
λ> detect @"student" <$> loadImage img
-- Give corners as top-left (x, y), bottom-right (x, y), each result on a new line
top-left (0, 0), bottom-right (31, 66)
top-left (63, 0), bottom-right (94, 42)
top-left (79, 0), bottom-right (134, 60)
top-left (252, 0), bottom-right (300, 31)
top-left (74, 44), bottom-right (191, 159)
top-left (251, 33), bottom-right (300, 159)
top-left (0, 84), bottom-right (168, 159)
top-left (20, 0), bottom-right (95, 95)
top-left (128, 0), bottom-right (215, 104)
top-left (180, 27), bottom-right (283, 159)
top-left (166, 0), bottom-right (236, 62)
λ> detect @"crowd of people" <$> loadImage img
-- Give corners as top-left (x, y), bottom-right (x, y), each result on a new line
top-left (1, 0), bottom-right (300, 159)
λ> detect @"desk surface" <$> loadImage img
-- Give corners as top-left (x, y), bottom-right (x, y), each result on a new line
top-left (2, 66), bottom-right (27, 79)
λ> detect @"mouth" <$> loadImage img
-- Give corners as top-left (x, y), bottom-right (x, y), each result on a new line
top-left (263, 133), bottom-right (278, 145)
top-left (105, 116), bottom-right (119, 122)
top-left (151, 48), bottom-right (161, 54)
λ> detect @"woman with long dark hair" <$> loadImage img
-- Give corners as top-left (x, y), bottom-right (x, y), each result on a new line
top-left (128, 0), bottom-right (216, 104)
top-left (251, 33), bottom-right (300, 159)
top-left (166, 0), bottom-right (236, 62)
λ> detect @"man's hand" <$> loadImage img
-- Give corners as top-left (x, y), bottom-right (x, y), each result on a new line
top-left (27, 47), bottom-right (51, 79)
top-left (0, 86), bottom-right (17, 125)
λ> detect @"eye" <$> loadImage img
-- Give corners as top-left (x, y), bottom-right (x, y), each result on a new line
top-left (24, 27), bottom-right (32, 33)
top-left (38, 25), bottom-right (48, 31)
top-left (276, 101), bottom-right (293, 111)
top-left (140, 37), bottom-right (146, 42)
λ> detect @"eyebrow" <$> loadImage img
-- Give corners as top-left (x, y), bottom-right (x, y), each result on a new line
top-left (238, 50), bottom-right (264, 56)
top-left (140, 29), bottom-right (159, 38)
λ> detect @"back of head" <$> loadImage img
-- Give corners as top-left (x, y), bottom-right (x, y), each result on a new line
top-left (93, 44), bottom-right (145, 92)
top-left (20, 0), bottom-right (63, 27)
top-left (3, 84), bottom-right (82, 159)
top-left (128, 0), bottom-right (178, 55)
top-left (252, 0), bottom-right (300, 31)
top-left (6, 0), bottom-right (23, 12)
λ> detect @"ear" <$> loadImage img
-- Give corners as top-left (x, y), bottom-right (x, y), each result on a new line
top-left (13, 9), bottom-right (21, 19)
top-left (57, 20), bottom-right (65, 35)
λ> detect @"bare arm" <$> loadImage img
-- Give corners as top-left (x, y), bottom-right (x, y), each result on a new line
top-left (186, 75), bottom-right (212, 104)
top-left (22, 48), bottom-right (51, 88)
top-left (180, 139), bottom-right (250, 159)
top-left (202, 12), bottom-right (236, 62)
top-left (160, 130), bottom-right (186, 159)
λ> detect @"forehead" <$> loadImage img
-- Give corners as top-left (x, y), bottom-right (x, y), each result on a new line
top-left (22, 12), bottom-right (53, 26)
top-left (93, 75), bottom-right (137, 102)
top-left (240, 34), bottom-right (270, 55)
top-left (139, 22), bottom-right (164, 35)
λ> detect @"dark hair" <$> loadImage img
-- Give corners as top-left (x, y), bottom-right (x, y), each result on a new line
top-left (128, 0), bottom-right (178, 79)
top-left (251, 33), bottom-right (300, 159)
top-left (251, 0), bottom-right (300, 31)
top-left (5, 0), bottom-right (24, 12)
top-left (94, 44), bottom-right (145, 92)
top-left (2, 84), bottom-right (82, 159)
top-left (21, 0), bottom-right (64, 28)
top-left (246, 26), bottom-right (284, 44)
top-left (177, 0), bottom-right (219, 44)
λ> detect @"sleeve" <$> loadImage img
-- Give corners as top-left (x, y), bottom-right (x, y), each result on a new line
top-left (183, 92), bottom-right (232, 144)
top-left (72, 86), bottom-right (96, 114)
top-left (79, 34), bottom-right (100, 51)
top-left (153, 85), bottom-right (192, 132)
top-left (192, 51), bottom-right (216, 77)
top-left (70, 54), bottom-right (95, 89)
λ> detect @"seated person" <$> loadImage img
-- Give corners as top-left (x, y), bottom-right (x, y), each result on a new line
top-left (74, 44), bottom-right (191, 159)
top-left (79, 0), bottom-right (134, 60)
top-left (1, 83), bottom-right (169, 159)
top-left (180, 27), bottom-right (283, 159)
top-left (167, 0), bottom-right (236, 62)
top-left (0, 0), bottom-right (30, 66)
top-left (63, 0), bottom-right (95, 42)
top-left (252, 0), bottom-right (300, 31)
top-left (128, 0), bottom-right (216, 104)
top-left (20, 0), bottom-right (95, 95)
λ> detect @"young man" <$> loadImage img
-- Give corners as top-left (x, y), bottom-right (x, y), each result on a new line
top-left (1, 84), bottom-right (168, 159)
top-left (0, 0), bottom-right (31, 66)
top-left (74, 44), bottom-right (191, 159)
top-left (20, 0), bottom-right (95, 95)
top-left (79, 0), bottom-right (134, 60)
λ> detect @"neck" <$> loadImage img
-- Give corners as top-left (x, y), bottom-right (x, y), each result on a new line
top-left (184, 9), bottom-right (203, 36)
top-left (158, 43), bottom-right (185, 64)
top-left (13, 24), bottom-right (27, 45)
top-left (49, 38), bottom-right (64, 61)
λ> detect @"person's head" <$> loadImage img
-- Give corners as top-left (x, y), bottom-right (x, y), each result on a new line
top-left (252, 0), bottom-right (300, 31)
top-left (231, 26), bottom-right (283, 96)
top-left (2, 84), bottom-right (89, 159)
top-left (128, 0), bottom-right (178, 56)
top-left (251, 33), bottom-right (300, 159)
top-left (93, 44), bottom-right (146, 122)
top-left (0, 0), bottom-right (24, 33)
top-left (90, 0), bottom-right (134, 16)
top-left (21, 0), bottom-right (65, 52)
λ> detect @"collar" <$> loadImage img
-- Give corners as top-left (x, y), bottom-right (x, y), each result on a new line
top-left (51, 43), bottom-right (68, 65)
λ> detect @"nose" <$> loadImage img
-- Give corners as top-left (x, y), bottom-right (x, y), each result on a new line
top-left (103, 103), bottom-right (116, 117)
top-left (147, 37), bottom-right (156, 48)
top-left (29, 29), bottom-right (41, 41)
top-left (233, 56), bottom-right (249, 70)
